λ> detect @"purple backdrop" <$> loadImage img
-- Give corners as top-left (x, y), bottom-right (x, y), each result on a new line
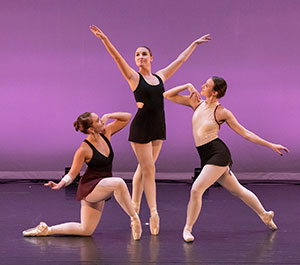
top-left (0, 0), bottom-right (299, 173)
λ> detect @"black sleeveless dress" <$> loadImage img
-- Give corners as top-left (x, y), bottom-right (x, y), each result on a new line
top-left (128, 73), bottom-right (166, 143)
top-left (76, 133), bottom-right (114, 201)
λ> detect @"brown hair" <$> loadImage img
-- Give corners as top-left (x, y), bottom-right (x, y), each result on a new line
top-left (211, 76), bottom-right (227, 98)
top-left (139, 46), bottom-right (152, 57)
top-left (73, 112), bottom-right (93, 134)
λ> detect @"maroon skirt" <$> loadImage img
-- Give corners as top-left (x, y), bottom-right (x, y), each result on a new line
top-left (76, 167), bottom-right (112, 201)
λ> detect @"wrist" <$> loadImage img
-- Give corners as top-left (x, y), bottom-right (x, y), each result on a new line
top-left (61, 174), bottom-right (73, 186)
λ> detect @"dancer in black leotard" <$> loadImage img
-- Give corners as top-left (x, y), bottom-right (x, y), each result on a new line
top-left (90, 25), bottom-right (211, 235)
top-left (164, 78), bottom-right (289, 242)
top-left (22, 112), bottom-right (142, 240)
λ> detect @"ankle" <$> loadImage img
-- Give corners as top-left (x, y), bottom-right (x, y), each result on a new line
top-left (184, 225), bottom-right (193, 232)
top-left (150, 207), bottom-right (158, 216)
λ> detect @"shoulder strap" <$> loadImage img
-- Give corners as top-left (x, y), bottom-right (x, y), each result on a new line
top-left (84, 139), bottom-right (95, 150)
top-left (214, 104), bottom-right (224, 126)
top-left (153, 73), bottom-right (163, 84)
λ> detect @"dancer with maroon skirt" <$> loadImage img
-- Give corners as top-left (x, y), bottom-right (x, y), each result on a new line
top-left (164, 78), bottom-right (289, 242)
top-left (90, 25), bottom-right (211, 235)
top-left (23, 111), bottom-right (142, 240)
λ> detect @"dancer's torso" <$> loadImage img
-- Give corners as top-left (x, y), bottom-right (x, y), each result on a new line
top-left (192, 101), bottom-right (222, 146)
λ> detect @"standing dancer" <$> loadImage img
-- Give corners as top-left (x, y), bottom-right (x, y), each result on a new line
top-left (23, 111), bottom-right (142, 240)
top-left (163, 78), bottom-right (288, 242)
top-left (90, 25), bottom-right (211, 235)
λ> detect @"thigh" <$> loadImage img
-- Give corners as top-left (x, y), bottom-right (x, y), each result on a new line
top-left (131, 142), bottom-right (154, 167)
top-left (80, 200), bottom-right (104, 231)
top-left (85, 177), bottom-right (125, 203)
top-left (152, 140), bottom-right (163, 162)
top-left (217, 170), bottom-right (243, 194)
top-left (193, 165), bottom-right (228, 191)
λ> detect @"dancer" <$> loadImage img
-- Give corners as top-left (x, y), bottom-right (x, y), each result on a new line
top-left (90, 25), bottom-right (211, 235)
top-left (23, 111), bottom-right (142, 240)
top-left (163, 78), bottom-right (289, 242)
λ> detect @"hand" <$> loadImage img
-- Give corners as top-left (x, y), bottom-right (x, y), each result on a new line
top-left (270, 144), bottom-right (289, 156)
top-left (44, 181), bottom-right (64, 190)
top-left (101, 114), bottom-right (110, 126)
top-left (194, 34), bottom-right (212, 45)
top-left (89, 25), bottom-right (107, 40)
top-left (186, 83), bottom-right (201, 102)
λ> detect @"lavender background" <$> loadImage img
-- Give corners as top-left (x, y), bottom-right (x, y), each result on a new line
top-left (0, 0), bottom-right (299, 173)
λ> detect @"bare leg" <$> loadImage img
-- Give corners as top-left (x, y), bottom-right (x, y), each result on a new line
top-left (217, 170), bottom-right (277, 230)
top-left (184, 165), bottom-right (227, 242)
top-left (131, 141), bottom-right (162, 214)
top-left (131, 140), bottom-right (162, 235)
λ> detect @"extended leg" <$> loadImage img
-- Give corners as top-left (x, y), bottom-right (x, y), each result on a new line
top-left (217, 170), bottom-right (277, 230)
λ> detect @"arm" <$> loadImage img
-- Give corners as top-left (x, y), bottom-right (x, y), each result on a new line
top-left (44, 147), bottom-right (86, 190)
top-left (163, 83), bottom-right (201, 108)
top-left (90, 25), bottom-right (139, 90)
top-left (156, 34), bottom-right (211, 82)
top-left (222, 109), bottom-right (289, 155)
top-left (101, 112), bottom-right (132, 139)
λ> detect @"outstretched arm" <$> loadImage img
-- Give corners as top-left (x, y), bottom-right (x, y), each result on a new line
top-left (163, 83), bottom-right (201, 109)
top-left (156, 34), bottom-right (211, 82)
top-left (44, 148), bottom-right (86, 190)
top-left (90, 25), bottom-right (139, 90)
top-left (101, 112), bottom-right (132, 139)
top-left (222, 109), bottom-right (289, 155)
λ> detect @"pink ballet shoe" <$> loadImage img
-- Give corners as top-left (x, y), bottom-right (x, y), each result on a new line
top-left (149, 212), bottom-right (160, 236)
top-left (183, 226), bottom-right (194, 243)
top-left (260, 211), bottom-right (278, 230)
top-left (23, 222), bottom-right (49, 237)
top-left (131, 214), bottom-right (142, 240)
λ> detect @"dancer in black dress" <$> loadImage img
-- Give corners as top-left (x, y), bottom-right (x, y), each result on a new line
top-left (90, 25), bottom-right (211, 235)
top-left (22, 112), bottom-right (142, 240)
top-left (164, 78), bottom-right (289, 242)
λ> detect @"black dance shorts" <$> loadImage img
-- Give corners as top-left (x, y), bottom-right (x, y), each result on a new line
top-left (196, 138), bottom-right (232, 168)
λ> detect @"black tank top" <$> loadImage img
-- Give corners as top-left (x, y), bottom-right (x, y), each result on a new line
top-left (133, 73), bottom-right (164, 109)
top-left (84, 133), bottom-right (114, 172)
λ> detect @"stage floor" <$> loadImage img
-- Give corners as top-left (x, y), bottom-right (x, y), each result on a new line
top-left (1, 181), bottom-right (300, 264)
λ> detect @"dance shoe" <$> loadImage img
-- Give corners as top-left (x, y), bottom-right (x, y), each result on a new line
top-left (131, 214), bottom-right (142, 240)
top-left (23, 222), bottom-right (49, 237)
top-left (260, 211), bottom-right (278, 230)
top-left (183, 226), bottom-right (194, 243)
top-left (149, 211), bottom-right (160, 235)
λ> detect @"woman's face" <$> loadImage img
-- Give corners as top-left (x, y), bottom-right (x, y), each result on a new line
top-left (135, 47), bottom-right (152, 67)
top-left (201, 78), bottom-right (217, 98)
top-left (90, 113), bottom-right (105, 133)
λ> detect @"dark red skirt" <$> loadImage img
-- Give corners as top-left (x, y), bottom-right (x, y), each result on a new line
top-left (76, 167), bottom-right (112, 201)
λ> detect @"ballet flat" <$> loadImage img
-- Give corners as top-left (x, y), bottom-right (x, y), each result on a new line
top-left (131, 215), bottom-right (142, 240)
top-left (261, 211), bottom-right (278, 230)
top-left (149, 212), bottom-right (160, 236)
top-left (23, 222), bottom-right (49, 237)
top-left (183, 228), bottom-right (194, 243)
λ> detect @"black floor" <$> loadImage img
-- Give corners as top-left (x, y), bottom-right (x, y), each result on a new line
top-left (1, 181), bottom-right (300, 264)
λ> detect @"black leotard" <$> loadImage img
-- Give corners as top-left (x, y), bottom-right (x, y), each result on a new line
top-left (128, 73), bottom-right (166, 143)
top-left (76, 133), bottom-right (114, 201)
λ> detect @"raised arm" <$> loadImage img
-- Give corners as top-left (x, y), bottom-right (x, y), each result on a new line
top-left (220, 109), bottom-right (289, 155)
top-left (44, 147), bottom-right (86, 190)
top-left (90, 25), bottom-right (139, 90)
top-left (156, 34), bottom-right (211, 82)
top-left (163, 83), bottom-right (201, 109)
top-left (101, 112), bottom-right (132, 139)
